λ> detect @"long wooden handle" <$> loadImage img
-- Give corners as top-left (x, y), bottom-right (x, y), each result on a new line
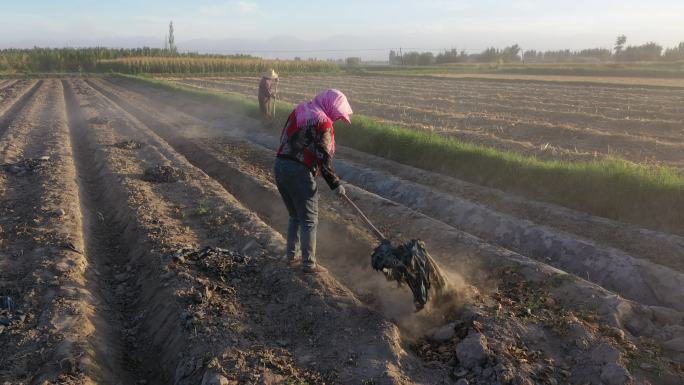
top-left (341, 194), bottom-right (386, 242)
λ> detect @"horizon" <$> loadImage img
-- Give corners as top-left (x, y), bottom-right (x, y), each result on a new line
top-left (1, 1), bottom-right (683, 60)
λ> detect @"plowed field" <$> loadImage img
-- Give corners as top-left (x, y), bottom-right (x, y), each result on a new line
top-left (1, 78), bottom-right (682, 385)
top-left (166, 75), bottom-right (684, 167)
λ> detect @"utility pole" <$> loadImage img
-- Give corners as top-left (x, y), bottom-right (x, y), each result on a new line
top-left (521, 46), bottom-right (524, 64)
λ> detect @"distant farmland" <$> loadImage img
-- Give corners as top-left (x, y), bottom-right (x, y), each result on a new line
top-left (98, 56), bottom-right (338, 74)
top-left (166, 74), bottom-right (684, 167)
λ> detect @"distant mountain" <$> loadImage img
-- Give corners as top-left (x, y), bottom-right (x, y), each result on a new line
top-left (0, 36), bottom-right (163, 50)
top-left (180, 35), bottom-right (402, 60)
top-left (0, 34), bottom-right (495, 61)
top-left (0, 35), bottom-right (400, 60)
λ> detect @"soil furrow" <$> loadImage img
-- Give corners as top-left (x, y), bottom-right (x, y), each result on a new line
top-left (86, 78), bottom-right (684, 384)
top-left (332, 144), bottom-right (684, 272)
top-left (0, 79), bottom-right (18, 93)
top-left (3, 75), bottom-right (683, 383)
top-left (0, 80), bottom-right (95, 384)
top-left (99, 74), bottom-right (680, 325)
top-left (181, 76), bottom-right (684, 132)
top-left (85, 79), bottom-right (430, 321)
top-left (170, 75), bottom-right (684, 166)
top-left (75, 78), bottom-right (440, 384)
top-left (98, 76), bottom-right (684, 304)
top-left (179, 75), bottom-right (684, 116)
top-left (0, 80), bottom-right (42, 139)
top-left (140, 75), bottom-right (684, 254)
top-left (63, 79), bottom-right (167, 384)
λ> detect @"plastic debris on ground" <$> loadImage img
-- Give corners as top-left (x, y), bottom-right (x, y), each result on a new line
top-left (112, 140), bottom-right (145, 150)
top-left (142, 164), bottom-right (186, 183)
top-left (371, 239), bottom-right (449, 311)
top-left (2, 156), bottom-right (51, 176)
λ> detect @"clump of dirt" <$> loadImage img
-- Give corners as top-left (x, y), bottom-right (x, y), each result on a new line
top-left (210, 349), bottom-right (327, 384)
top-left (0, 295), bottom-right (25, 331)
top-left (411, 271), bottom-right (669, 385)
top-left (87, 116), bottom-right (108, 125)
top-left (168, 246), bottom-right (248, 272)
top-left (2, 156), bottom-right (51, 176)
top-left (166, 246), bottom-right (331, 383)
top-left (142, 164), bottom-right (186, 183)
top-left (112, 139), bottom-right (145, 150)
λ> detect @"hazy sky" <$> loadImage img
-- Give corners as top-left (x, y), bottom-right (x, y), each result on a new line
top-left (1, 0), bottom-right (683, 59)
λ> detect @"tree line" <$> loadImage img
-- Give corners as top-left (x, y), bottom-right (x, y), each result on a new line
top-left (98, 56), bottom-right (338, 74)
top-left (389, 36), bottom-right (684, 66)
top-left (0, 47), bottom-right (257, 73)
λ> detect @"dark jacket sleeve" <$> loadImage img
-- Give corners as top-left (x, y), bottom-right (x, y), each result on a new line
top-left (260, 79), bottom-right (277, 98)
top-left (315, 128), bottom-right (340, 190)
top-left (267, 80), bottom-right (277, 97)
top-left (258, 79), bottom-right (275, 101)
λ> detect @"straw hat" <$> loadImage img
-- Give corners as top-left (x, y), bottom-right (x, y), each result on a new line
top-left (261, 69), bottom-right (279, 79)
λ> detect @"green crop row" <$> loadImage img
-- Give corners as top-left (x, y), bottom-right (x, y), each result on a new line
top-left (98, 57), bottom-right (338, 75)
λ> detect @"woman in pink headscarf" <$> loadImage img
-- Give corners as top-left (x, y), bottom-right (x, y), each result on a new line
top-left (275, 89), bottom-right (353, 274)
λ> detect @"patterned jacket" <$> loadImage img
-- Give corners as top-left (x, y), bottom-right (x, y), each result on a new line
top-left (276, 110), bottom-right (340, 189)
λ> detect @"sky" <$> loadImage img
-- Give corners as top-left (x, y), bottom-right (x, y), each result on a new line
top-left (1, 0), bottom-right (683, 60)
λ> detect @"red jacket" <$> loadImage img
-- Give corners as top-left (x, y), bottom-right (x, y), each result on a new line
top-left (276, 110), bottom-right (340, 189)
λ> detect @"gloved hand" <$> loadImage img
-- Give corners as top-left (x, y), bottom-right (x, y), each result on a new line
top-left (333, 184), bottom-right (346, 198)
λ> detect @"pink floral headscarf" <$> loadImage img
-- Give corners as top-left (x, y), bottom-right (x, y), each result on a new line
top-left (295, 89), bottom-right (353, 127)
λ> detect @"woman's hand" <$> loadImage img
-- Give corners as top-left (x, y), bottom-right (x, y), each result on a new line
top-left (333, 185), bottom-right (346, 198)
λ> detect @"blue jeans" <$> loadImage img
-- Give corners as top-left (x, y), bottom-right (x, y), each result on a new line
top-left (274, 158), bottom-right (319, 266)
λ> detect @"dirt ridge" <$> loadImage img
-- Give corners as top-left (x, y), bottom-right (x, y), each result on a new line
top-left (76, 78), bottom-right (441, 384)
top-left (170, 75), bottom-right (684, 166)
top-left (89, 77), bottom-right (684, 383)
top-left (0, 80), bottom-right (97, 383)
top-left (103, 76), bottom-right (684, 312)
top-left (0, 80), bottom-right (42, 137)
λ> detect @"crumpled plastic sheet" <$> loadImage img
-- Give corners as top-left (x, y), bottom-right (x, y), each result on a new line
top-left (2, 156), bottom-right (51, 176)
top-left (142, 164), bottom-right (186, 183)
top-left (371, 239), bottom-right (447, 311)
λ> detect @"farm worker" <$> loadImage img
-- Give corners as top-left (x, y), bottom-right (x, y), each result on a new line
top-left (258, 69), bottom-right (279, 124)
top-left (275, 89), bottom-right (353, 274)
